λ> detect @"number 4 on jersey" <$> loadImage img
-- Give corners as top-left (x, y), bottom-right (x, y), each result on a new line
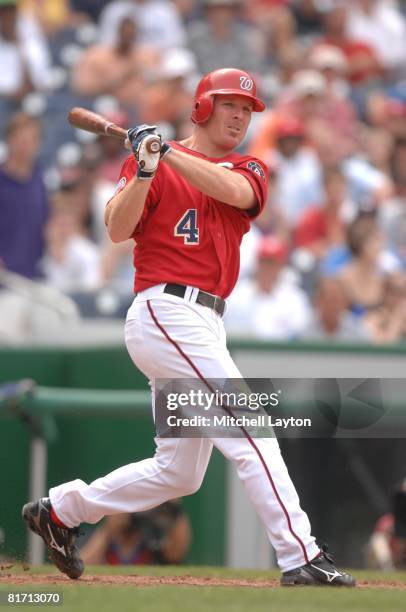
top-left (174, 209), bottom-right (199, 244)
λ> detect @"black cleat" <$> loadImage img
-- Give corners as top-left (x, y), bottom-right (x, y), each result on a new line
top-left (281, 545), bottom-right (356, 587)
top-left (22, 498), bottom-right (84, 579)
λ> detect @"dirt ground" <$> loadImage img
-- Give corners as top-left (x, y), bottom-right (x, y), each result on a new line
top-left (1, 571), bottom-right (406, 590)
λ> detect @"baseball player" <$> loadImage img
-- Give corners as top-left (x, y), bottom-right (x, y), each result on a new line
top-left (22, 68), bottom-right (355, 587)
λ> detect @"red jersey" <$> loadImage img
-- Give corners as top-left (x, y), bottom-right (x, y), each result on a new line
top-left (115, 141), bottom-right (268, 298)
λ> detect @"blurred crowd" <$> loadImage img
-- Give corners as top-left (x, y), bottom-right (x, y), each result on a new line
top-left (0, 0), bottom-right (406, 344)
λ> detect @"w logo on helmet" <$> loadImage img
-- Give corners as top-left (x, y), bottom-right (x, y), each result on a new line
top-left (191, 69), bottom-right (265, 123)
top-left (240, 76), bottom-right (253, 91)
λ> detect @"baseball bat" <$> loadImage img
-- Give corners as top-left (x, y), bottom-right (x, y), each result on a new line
top-left (67, 107), bottom-right (161, 153)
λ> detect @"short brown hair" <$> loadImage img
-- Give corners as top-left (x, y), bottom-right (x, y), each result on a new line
top-left (5, 112), bottom-right (41, 139)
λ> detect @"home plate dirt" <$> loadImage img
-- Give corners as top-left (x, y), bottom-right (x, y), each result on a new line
top-left (1, 574), bottom-right (406, 589)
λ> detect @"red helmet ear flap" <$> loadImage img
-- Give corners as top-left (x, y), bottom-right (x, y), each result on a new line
top-left (191, 93), bottom-right (213, 124)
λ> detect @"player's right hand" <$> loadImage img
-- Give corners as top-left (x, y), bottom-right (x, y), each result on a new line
top-left (127, 124), bottom-right (161, 181)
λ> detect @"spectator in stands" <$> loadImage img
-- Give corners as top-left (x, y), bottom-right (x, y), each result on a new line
top-left (346, 0), bottom-right (406, 79)
top-left (187, 0), bottom-right (266, 75)
top-left (137, 47), bottom-right (196, 129)
top-left (72, 15), bottom-right (159, 109)
top-left (226, 236), bottom-right (311, 339)
top-left (0, 113), bottom-right (48, 278)
top-left (291, 0), bottom-right (323, 41)
top-left (366, 478), bottom-right (406, 570)
top-left (172, 0), bottom-right (199, 24)
top-left (251, 115), bottom-right (323, 226)
top-left (338, 160), bottom-right (393, 215)
top-left (79, 109), bottom-right (135, 292)
top-left (80, 500), bottom-right (191, 565)
top-left (307, 100), bottom-right (394, 206)
top-left (308, 44), bottom-right (350, 99)
top-left (51, 155), bottom-right (95, 235)
top-left (94, 110), bottom-right (130, 186)
top-left (98, 0), bottom-right (186, 50)
top-left (250, 67), bottom-right (357, 167)
top-left (302, 276), bottom-right (369, 341)
top-left (364, 273), bottom-right (406, 344)
top-left (0, 0), bottom-right (51, 133)
top-left (384, 100), bottom-right (406, 142)
top-left (379, 138), bottom-right (406, 265)
top-left (238, 223), bottom-right (263, 280)
top-left (243, 2), bottom-right (299, 68)
top-left (273, 44), bottom-right (303, 90)
top-left (41, 204), bottom-right (100, 292)
top-left (367, 95), bottom-right (406, 143)
top-left (364, 127), bottom-right (394, 178)
top-left (99, 238), bottom-right (134, 294)
top-left (278, 68), bottom-right (359, 161)
top-left (20, 0), bottom-right (72, 35)
top-left (87, 109), bottom-right (130, 244)
top-left (0, 0), bottom-right (404, 350)
top-left (0, 0), bottom-right (51, 99)
top-left (316, 0), bottom-right (383, 86)
top-left (294, 166), bottom-right (356, 259)
top-left (339, 215), bottom-right (391, 317)
top-left (391, 137), bottom-right (406, 192)
top-left (243, 0), bottom-right (292, 29)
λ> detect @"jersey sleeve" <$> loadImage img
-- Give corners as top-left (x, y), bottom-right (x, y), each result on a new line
top-left (232, 157), bottom-right (268, 219)
top-left (108, 154), bottom-right (161, 237)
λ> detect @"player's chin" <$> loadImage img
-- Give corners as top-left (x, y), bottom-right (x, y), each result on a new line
top-left (221, 131), bottom-right (243, 150)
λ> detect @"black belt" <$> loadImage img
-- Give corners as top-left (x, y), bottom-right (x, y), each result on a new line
top-left (164, 284), bottom-right (226, 317)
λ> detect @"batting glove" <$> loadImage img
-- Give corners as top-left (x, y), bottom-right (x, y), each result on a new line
top-left (127, 124), bottom-right (161, 180)
top-left (160, 141), bottom-right (172, 160)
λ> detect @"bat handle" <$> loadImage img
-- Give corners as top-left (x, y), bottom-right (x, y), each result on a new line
top-left (125, 135), bottom-right (162, 154)
top-left (147, 137), bottom-right (161, 154)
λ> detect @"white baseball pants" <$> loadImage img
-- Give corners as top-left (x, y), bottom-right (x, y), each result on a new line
top-left (50, 284), bottom-right (319, 571)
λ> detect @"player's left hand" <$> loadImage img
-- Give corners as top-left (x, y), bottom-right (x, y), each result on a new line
top-left (127, 124), bottom-right (161, 180)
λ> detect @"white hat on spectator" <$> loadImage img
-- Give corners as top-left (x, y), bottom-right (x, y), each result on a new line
top-left (159, 48), bottom-right (197, 80)
top-left (309, 45), bottom-right (348, 73)
top-left (290, 70), bottom-right (327, 98)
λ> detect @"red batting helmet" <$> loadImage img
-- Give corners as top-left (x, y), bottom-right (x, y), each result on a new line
top-left (191, 68), bottom-right (265, 124)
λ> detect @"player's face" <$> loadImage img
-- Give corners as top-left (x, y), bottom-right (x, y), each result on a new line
top-left (207, 95), bottom-right (253, 150)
